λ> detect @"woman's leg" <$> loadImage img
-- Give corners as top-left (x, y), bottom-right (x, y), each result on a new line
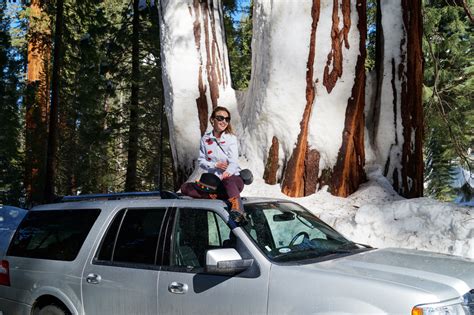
top-left (221, 175), bottom-right (244, 198)
top-left (222, 176), bottom-right (245, 222)
top-left (180, 182), bottom-right (213, 199)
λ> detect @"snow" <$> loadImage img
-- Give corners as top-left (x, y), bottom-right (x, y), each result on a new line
top-left (240, 0), bottom-right (364, 178)
top-left (160, 0), bottom-right (238, 174)
top-left (159, 0), bottom-right (474, 261)
top-left (242, 165), bottom-right (474, 260)
top-left (371, 1), bottom-right (406, 186)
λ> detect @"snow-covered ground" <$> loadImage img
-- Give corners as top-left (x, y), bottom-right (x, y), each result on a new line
top-left (243, 165), bottom-right (474, 259)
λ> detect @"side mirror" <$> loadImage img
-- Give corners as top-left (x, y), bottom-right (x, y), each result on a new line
top-left (205, 248), bottom-right (253, 276)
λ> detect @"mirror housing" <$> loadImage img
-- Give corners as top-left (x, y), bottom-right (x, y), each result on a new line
top-left (205, 248), bottom-right (253, 275)
top-left (273, 212), bottom-right (295, 221)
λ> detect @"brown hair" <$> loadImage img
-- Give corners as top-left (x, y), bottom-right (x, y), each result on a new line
top-left (210, 106), bottom-right (234, 134)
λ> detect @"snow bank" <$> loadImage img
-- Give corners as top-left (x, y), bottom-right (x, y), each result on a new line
top-left (243, 165), bottom-right (474, 259)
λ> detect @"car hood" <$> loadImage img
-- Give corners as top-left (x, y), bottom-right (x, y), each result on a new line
top-left (305, 248), bottom-right (474, 297)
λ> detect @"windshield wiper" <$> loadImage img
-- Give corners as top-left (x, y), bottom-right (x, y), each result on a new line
top-left (338, 241), bottom-right (372, 250)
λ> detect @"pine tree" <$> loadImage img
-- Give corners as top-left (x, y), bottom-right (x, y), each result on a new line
top-left (423, 0), bottom-right (474, 201)
top-left (0, 1), bottom-right (24, 206)
top-left (223, 0), bottom-right (252, 90)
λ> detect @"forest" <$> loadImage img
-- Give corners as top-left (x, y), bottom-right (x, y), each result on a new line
top-left (0, 0), bottom-right (472, 208)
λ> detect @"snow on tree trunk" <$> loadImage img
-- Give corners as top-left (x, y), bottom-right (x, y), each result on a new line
top-left (158, 0), bottom-right (237, 183)
top-left (240, 0), bottom-right (366, 197)
top-left (369, 0), bottom-right (423, 198)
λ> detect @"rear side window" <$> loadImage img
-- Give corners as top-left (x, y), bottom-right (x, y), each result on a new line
top-left (97, 208), bottom-right (166, 265)
top-left (7, 209), bottom-right (100, 261)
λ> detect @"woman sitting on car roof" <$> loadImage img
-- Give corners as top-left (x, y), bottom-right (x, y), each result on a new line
top-left (180, 106), bottom-right (246, 223)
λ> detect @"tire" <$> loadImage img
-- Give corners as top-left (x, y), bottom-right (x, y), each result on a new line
top-left (36, 304), bottom-right (70, 315)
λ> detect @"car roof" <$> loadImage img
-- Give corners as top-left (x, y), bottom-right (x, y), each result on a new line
top-left (30, 196), bottom-right (290, 212)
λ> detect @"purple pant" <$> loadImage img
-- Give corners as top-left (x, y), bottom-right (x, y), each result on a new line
top-left (181, 175), bottom-right (244, 199)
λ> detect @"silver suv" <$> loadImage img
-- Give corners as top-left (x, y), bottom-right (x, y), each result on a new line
top-left (0, 193), bottom-right (473, 315)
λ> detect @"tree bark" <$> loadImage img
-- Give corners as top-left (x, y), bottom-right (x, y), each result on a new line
top-left (400, 0), bottom-right (423, 197)
top-left (25, 0), bottom-right (51, 206)
top-left (159, 0), bottom-right (237, 184)
top-left (243, 0), bottom-right (366, 197)
top-left (371, 0), bottom-right (424, 198)
top-left (331, 0), bottom-right (367, 197)
top-left (281, 0), bottom-right (321, 197)
top-left (44, 0), bottom-right (64, 203)
top-left (125, 0), bottom-right (141, 192)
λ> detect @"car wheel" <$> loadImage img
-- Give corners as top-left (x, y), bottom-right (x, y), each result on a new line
top-left (36, 304), bottom-right (70, 315)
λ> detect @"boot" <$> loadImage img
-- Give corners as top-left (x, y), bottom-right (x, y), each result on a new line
top-left (228, 196), bottom-right (246, 223)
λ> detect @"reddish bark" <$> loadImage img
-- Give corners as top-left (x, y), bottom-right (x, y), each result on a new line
top-left (192, 0), bottom-right (226, 135)
top-left (208, 1), bottom-right (227, 87)
top-left (281, 0), bottom-right (320, 197)
top-left (331, 0), bottom-right (366, 197)
top-left (400, 0), bottom-right (423, 198)
top-left (263, 136), bottom-right (280, 185)
top-left (25, 0), bottom-right (50, 206)
top-left (304, 149), bottom-right (320, 196)
top-left (192, 1), bottom-right (209, 136)
top-left (323, 0), bottom-right (350, 94)
top-left (196, 68), bottom-right (208, 136)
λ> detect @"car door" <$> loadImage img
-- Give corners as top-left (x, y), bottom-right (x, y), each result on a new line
top-left (157, 207), bottom-right (268, 314)
top-left (82, 207), bottom-right (168, 315)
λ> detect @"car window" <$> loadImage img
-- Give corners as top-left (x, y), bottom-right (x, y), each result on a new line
top-left (169, 208), bottom-right (231, 270)
top-left (243, 202), bottom-right (358, 262)
top-left (262, 209), bottom-right (327, 247)
top-left (7, 209), bottom-right (100, 261)
top-left (96, 209), bottom-right (125, 261)
top-left (97, 208), bottom-right (166, 265)
top-left (0, 206), bottom-right (27, 257)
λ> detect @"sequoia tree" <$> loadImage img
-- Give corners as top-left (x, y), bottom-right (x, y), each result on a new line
top-left (159, 0), bottom-right (424, 198)
top-left (25, 0), bottom-right (51, 206)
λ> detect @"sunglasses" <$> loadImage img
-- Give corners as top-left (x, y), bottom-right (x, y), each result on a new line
top-left (214, 115), bottom-right (231, 123)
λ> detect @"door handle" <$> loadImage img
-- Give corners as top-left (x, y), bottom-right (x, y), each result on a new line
top-left (86, 273), bottom-right (102, 284)
top-left (168, 282), bottom-right (188, 294)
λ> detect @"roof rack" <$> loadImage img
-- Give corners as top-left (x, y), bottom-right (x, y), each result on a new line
top-left (58, 190), bottom-right (181, 202)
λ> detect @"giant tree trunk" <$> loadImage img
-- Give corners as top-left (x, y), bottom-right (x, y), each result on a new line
top-left (369, 0), bottom-right (423, 198)
top-left (25, 0), bottom-right (51, 206)
top-left (159, 0), bottom-right (423, 199)
top-left (125, 0), bottom-right (141, 192)
top-left (159, 0), bottom-right (237, 184)
top-left (241, 0), bottom-right (367, 197)
top-left (44, 0), bottom-right (64, 203)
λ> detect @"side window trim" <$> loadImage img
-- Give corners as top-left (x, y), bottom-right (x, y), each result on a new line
top-left (110, 209), bottom-right (128, 263)
top-left (212, 212), bottom-right (223, 246)
top-left (156, 207), bottom-right (176, 266)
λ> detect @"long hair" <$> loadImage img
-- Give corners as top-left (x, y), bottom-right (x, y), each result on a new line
top-left (210, 106), bottom-right (234, 134)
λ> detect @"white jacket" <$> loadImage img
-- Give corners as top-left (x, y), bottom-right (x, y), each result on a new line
top-left (198, 131), bottom-right (240, 178)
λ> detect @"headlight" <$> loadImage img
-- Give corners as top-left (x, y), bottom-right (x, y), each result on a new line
top-left (412, 292), bottom-right (473, 315)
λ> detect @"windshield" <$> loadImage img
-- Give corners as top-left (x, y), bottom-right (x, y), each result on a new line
top-left (242, 202), bottom-right (362, 262)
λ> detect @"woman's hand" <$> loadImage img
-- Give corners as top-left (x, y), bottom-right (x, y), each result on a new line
top-left (215, 160), bottom-right (228, 170)
top-left (222, 171), bottom-right (231, 179)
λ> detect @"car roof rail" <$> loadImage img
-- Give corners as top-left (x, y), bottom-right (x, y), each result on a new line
top-left (58, 190), bottom-right (182, 202)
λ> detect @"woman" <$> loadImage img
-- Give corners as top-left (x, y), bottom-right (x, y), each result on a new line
top-left (181, 106), bottom-right (245, 222)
